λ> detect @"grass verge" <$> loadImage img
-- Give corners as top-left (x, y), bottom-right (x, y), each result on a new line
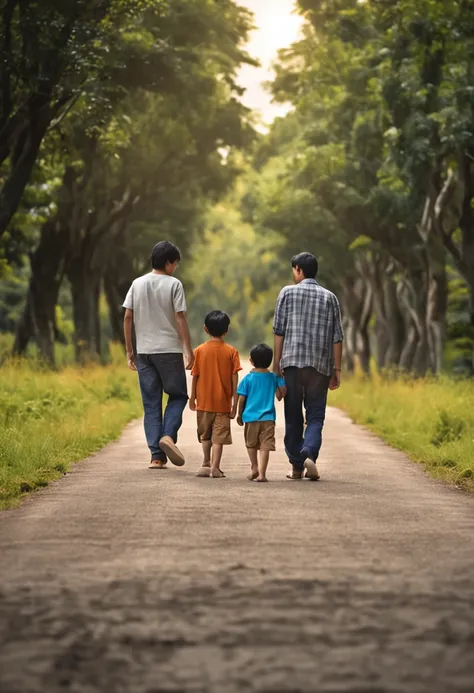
top-left (331, 372), bottom-right (474, 491)
top-left (0, 348), bottom-right (142, 510)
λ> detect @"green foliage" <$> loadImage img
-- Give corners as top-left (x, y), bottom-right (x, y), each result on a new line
top-left (332, 371), bottom-right (474, 490)
top-left (0, 346), bottom-right (142, 509)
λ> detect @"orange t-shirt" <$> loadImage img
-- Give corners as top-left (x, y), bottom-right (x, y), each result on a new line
top-left (192, 341), bottom-right (241, 413)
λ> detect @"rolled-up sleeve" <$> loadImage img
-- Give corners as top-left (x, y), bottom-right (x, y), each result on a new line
top-left (333, 296), bottom-right (344, 342)
top-left (273, 289), bottom-right (288, 337)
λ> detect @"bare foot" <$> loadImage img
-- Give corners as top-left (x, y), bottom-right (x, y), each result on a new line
top-left (211, 468), bottom-right (226, 478)
top-left (254, 477), bottom-right (269, 483)
top-left (196, 466), bottom-right (211, 478)
top-left (247, 472), bottom-right (258, 481)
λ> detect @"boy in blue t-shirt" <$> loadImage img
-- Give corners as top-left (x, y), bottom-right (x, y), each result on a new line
top-left (237, 344), bottom-right (286, 482)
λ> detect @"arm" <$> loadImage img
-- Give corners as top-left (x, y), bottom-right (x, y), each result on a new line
top-left (273, 289), bottom-right (287, 376)
top-left (330, 341), bottom-right (343, 391)
top-left (329, 296), bottom-right (344, 391)
top-left (237, 395), bottom-right (246, 426)
top-left (273, 334), bottom-right (284, 377)
top-left (123, 309), bottom-right (136, 371)
top-left (175, 311), bottom-right (194, 369)
top-left (276, 375), bottom-right (287, 401)
top-left (189, 375), bottom-right (199, 411)
top-left (230, 373), bottom-right (239, 419)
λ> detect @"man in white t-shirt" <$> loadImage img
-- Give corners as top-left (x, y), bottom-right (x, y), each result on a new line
top-left (123, 241), bottom-right (194, 469)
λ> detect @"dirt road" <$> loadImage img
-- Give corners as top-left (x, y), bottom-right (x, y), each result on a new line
top-left (1, 403), bottom-right (474, 693)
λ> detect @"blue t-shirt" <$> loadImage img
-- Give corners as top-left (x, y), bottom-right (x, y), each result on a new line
top-left (237, 371), bottom-right (286, 423)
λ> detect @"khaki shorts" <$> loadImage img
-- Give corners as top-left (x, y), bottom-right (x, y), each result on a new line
top-left (244, 421), bottom-right (275, 451)
top-left (197, 411), bottom-right (232, 445)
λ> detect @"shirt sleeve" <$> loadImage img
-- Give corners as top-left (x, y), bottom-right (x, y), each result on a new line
top-left (277, 376), bottom-right (286, 389)
top-left (191, 347), bottom-right (200, 376)
top-left (232, 349), bottom-right (242, 374)
top-left (332, 295), bottom-right (344, 343)
top-left (122, 282), bottom-right (134, 310)
top-left (172, 280), bottom-right (187, 313)
top-left (237, 375), bottom-right (249, 397)
top-left (273, 288), bottom-right (288, 336)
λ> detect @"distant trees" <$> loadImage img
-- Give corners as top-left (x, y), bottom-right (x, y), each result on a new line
top-left (0, 0), bottom-right (255, 365)
top-left (240, 0), bottom-right (474, 374)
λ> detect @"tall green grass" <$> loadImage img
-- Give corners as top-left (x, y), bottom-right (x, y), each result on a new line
top-left (0, 345), bottom-right (142, 509)
top-left (332, 372), bottom-right (474, 491)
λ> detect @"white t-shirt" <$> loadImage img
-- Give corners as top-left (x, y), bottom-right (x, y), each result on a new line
top-left (123, 273), bottom-right (187, 354)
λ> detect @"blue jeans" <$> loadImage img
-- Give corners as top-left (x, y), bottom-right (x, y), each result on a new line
top-left (136, 353), bottom-right (188, 461)
top-left (283, 367), bottom-right (330, 472)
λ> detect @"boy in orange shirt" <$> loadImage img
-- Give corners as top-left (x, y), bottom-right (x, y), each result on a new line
top-left (189, 310), bottom-right (241, 478)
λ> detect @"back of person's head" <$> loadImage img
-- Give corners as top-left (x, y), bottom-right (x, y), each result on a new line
top-left (250, 343), bottom-right (273, 369)
top-left (205, 310), bottom-right (231, 337)
top-left (291, 252), bottom-right (318, 278)
top-left (151, 241), bottom-right (181, 270)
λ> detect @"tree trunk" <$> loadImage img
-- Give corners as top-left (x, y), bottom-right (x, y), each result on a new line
top-left (0, 111), bottom-right (51, 238)
top-left (68, 259), bottom-right (102, 364)
top-left (12, 217), bottom-right (67, 365)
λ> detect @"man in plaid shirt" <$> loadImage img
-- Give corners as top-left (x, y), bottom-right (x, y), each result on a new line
top-left (273, 252), bottom-right (343, 480)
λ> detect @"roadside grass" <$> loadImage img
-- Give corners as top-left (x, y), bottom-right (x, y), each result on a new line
top-left (0, 345), bottom-right (142, 510)
top-left (331, 371), bottom-right (474, 491)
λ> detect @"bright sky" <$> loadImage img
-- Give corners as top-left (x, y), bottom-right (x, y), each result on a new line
top-left (237, 0), bottom-right (303, 127)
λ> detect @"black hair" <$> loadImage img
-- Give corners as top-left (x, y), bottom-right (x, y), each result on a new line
top-left (291, 252), bottom-right (318, 279)
top-left (205, 310), bottom-right (230, 337)
top-left (250, 343), bottom-right (273, 369)
top-left (151, 241), bottom-right (181, 270)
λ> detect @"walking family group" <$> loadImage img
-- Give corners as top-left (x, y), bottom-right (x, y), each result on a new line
top-left (123, 241), bottom-right (344, 483)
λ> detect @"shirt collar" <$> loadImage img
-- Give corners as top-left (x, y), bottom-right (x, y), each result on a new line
top-left (300, 278), bottom-right (318, 285)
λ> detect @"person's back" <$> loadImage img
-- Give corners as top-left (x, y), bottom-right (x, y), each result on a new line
top-left (130, 272), bottom-right (186, 354)
top-left (123, 241), bottom-right (194, 470)
top-left (190, 311), bottom-right (241, 479)
top-left (273, 252), bottom-right (343, 481)
top-left (274, 279), bottom-right (342, 377)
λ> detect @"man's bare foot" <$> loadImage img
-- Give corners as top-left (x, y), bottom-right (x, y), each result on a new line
top-left (254, 476), bottom-right (268, 483)
top-left (210, 468), bottom-right (226, 478)
top-left (197, 466), bottom-right (211, 478)
top-left (247, 472), bottom-right (258, 481)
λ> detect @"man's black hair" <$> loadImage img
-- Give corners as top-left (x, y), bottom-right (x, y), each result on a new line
top-left (205, 310), bottom-right (231, 337)
top-left (250, 343), bottom-right (273, 369)
top-left (291, 252), bottom-right (318, 279)
top-left (151, 241), bottom-right (181, 270)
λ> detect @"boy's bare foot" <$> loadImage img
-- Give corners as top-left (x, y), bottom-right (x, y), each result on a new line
top-left (254, 476), bottom-right (268, 483)
top-left (159, 437), bottom-right (185, 467)
top-left (197, 466), bottom-right (211, 477)
top-left (247, 472), bottom-right (258, 481)
top-left (148, 460), bottom-right (168, 469)
top-left (304, 460), bottom-right (320, 481)
top-left (210, 468), bottom-right (226, 478)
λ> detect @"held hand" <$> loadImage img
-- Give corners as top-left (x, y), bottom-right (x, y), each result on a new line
top-left (189, 398), bottom-right (196, 412)
top-left (229, 404), bottom-right (238, 420)
top-left (237, 415), bottom-right (244, 427)
top-left (184, 351), bottom-right (194, 370)
top-left (329, 370), bottom-right (341, 391)
top-left (127, 353), bottom-right (137, 372)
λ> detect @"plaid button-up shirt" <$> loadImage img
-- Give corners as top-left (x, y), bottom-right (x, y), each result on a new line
top-left (273, 279), bottom-right (344, 376)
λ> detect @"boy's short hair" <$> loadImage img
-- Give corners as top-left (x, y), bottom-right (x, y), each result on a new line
top-left (291, 252), bottom-right (318, 279)
top-left (205, 310), bottom-right (230, 337)
top-left (250, 343), bottom-right (273, 369)
top-left (151, 241), bottom-right (181, 270)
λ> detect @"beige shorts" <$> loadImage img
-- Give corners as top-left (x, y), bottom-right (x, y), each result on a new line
top-left (197, 411), bottom-right (232, 445)
top-left (244, 421), bottom-right (275, 451)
